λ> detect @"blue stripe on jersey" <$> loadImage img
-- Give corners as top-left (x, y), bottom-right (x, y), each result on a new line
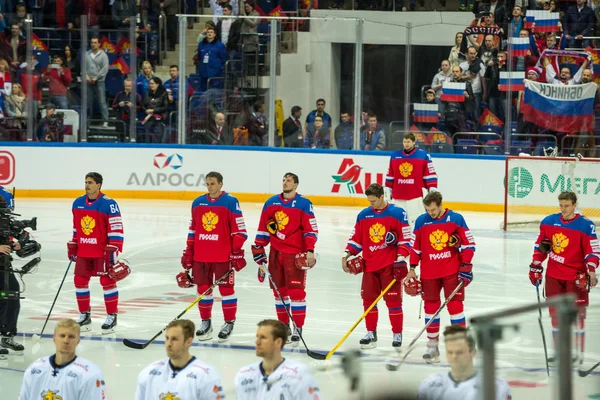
top-left (388, 307), bottom-right (403, 311)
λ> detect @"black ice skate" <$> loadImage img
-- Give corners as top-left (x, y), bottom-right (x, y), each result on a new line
top-left (0, 335), bottom-right (24, 355)
top-left (360, 331), bottom-right (377, 349)
top-left (196, 320), bottom-right (213, 341)
top-left (218, 321), bottom-right (235, 342)
top-left (101, 314), bottom-right (117, 334)
top-left (291, 327), bottom-right (302, 347)
top-left (392, 333), bottom-right (403, 351)
top-left (76, 311), bottom-right (92, 332)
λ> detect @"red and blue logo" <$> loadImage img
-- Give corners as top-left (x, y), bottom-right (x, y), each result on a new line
top-left (153, 153), bottom-right (183, 170)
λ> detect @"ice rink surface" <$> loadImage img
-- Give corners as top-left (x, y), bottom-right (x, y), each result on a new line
top-left (1, 198), bottom-right (600, 399)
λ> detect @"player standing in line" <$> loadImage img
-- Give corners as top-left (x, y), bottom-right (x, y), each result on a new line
top-left (529, 191), bottom-right (599, 363)
top-left (252, 172), bottom-right (318, 346)
top-left (341, 183), bottom-right (412, 349)
top-left (417, 325), bottom-right (512, 400)
top-left (69, 172), bottom-right (128, 333)
top-left (235, 319), bottom-right (321, 399)
top-left (179, 171), bottom-right (247, 342)
top-left (19, 318), bottom-right (106, 400)
top-left (384, 132), bottom-right (438, 226)
top-left (135, 319), bottom-right (225, 399)
top-left (404, 191), bottom-right (476, 363)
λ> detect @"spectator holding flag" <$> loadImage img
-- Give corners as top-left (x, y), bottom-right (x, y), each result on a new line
top-left (443, 65), bottom-right (473, 136)
top-left (543, 54), bottom-right (590, 85)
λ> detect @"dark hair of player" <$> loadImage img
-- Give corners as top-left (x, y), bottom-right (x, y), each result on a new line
top-left (403, 132), bottom-right (416, 142)
top-left (558, 191), bottom-right (577, 205)
top-left (258, 319), bottom-right (288, 350)
top-left (167, 319), bottom-right (196, 341)
top-left (284, 172), bottom-right (299, 184)
top-left (443, 325), bottom-right (475, 351)
top-left (365, 183), bottom-right (384, 198)
top-left (86, 172), bottom-right (103, 187)
top-left (206, 171), bottom-right (224, 184)
top-left (423, 191), bottom-right (443, 207)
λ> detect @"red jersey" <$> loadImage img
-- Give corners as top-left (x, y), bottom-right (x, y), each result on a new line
top-left (532, 213), bottom-right (600, 280)
top-left (254, 193), bottom-right (318, 254)
top-left (345, 204), bottom-right (411, 272)
top-left (385, 148), bottom-right (438, 201)
top-left (72, 192), bottom-right (124, 258)
top-left (186, 192), bottom-right (247, 263)
top-left (410, 209), bottom-right (475, 279)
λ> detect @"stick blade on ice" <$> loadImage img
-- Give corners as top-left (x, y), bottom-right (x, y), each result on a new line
top-left (122, 339), bottom-right (148, 350)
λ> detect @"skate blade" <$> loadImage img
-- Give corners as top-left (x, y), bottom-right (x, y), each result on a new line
top-left (101, 328), bottom-right (116, 335)
top-left (217, 337), bottom-right (230, 343)
top-left (291, 341), bottom-right (300, 348)
top-left (424, 356), bottom-right (440, 364)
top-left (360, 343), bottom-right (377, 350)
top-left (196, 336), bottom-right (213, 342)
top-left (79, 325), bottom-right (92, 333)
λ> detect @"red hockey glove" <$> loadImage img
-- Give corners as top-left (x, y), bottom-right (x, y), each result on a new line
top-left (575, 272), bottom-right (590, 292)
top-left (181, 247), bottom-right (193, 270)
top-left (104, 245), bottom-right (118, 268)
top-left (529, 263), bottom-right (544, 286)
top-left (449, 233), bottom-right (461, 248)
top-left (67, 241), bottom-right (78, 261)
top-left (176, 271), bottom-right (194, 288)
top-left (458, 263), bottom-right (473, 287)
top-left (230, 250), bottom-right (247, 271)
top-left (393, 258), bottom-right (408, 281)
top-left (295, 252), bottom-right (316, 270)
top-left (252, 245), bottom-right (267, 266)
top-left (346, 256), bottom-right (365, 275)
top-left (404, 277), bottom-right (423, 297)
top-left (539, 239), bottom-right (552, 254)
top-left (108, 260), bottom-right (131, 282)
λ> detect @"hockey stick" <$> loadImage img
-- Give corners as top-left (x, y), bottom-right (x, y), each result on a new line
top-left (310, 278), bottom-right (398, 361)
top-left (579, 361), bottom-right (600, 377)
top-left (122, 269), bottom-right (233, 350)
top-left (32, 261), bottom-right (73, 343)
top-left (535, 282), bottom-right (551, 377)
top-left (386, 281), bottom-right (464, 371)
top-left (263, 267), bottom-right (326, 360)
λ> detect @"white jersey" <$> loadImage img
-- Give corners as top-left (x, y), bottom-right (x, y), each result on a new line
top-left (19, 355), bottom-right (106, 400)
top-left (418, 372), bottom-right (511, 400)
top-left (235, 358), bottom-right (321, 400)
top-left (135, 356), bottom-right (225, 400)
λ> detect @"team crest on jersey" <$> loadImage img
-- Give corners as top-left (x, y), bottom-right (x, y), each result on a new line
top-left (552, 232), bottom-right (569, 254)
top-left (369, 223), bottom-right (386, 244)
top-left (81, 215), bottom-right (96, 235)
top-left (41, 390), bottom-right (63, 400)
top-left (429, 229), bottom-right (449, 251)
top-left (202, 211), bottom-right (219, 232)
top-left (274, 211), bottom-right (289, 231)
top-left (398, 162), bottom-right (413, 178)
top-left (159, 393), bottom-right (180, 400)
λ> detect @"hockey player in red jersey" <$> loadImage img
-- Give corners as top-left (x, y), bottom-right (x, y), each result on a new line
top-left (529, 191), bottom-right (599, 363)
top-left (342, 183), bottom-right (411, 349)
top-left (68, 172), bottom-right (127, 333)
top-left (404, 191), bottom-right (475, 363)
top-left (252, 172), bottom-right (318, 347)
top-left (179, 171), bottom-right (248, 342)
top-left (384, 132), bottom-right (438, 226)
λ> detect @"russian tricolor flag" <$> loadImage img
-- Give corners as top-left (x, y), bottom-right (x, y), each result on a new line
top-left (499, 72), bottom-right (525, 92)
top-left (535, 11), bottom-right (560, 33)
top-left (508, 38), bottom-right (530, 57)
top-left (414, 103), bottom-right (439, 123)
top-left (441, 82), bottom-right (466, 102)
top-left (524, 10), bottom-right (536, 29)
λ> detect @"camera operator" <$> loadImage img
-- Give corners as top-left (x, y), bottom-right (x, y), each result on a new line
top-left (35, 103), bottom-right (65, 142)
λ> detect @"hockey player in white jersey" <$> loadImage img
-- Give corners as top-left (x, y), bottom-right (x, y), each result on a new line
top-left (418, 325), bottom-right (511, 400)
top-left (135, 319), bottom-right (225, 400)
top-left (19, 318), bottom-right (106, 400)
top-left (235, 319), bottom-right (321, 400)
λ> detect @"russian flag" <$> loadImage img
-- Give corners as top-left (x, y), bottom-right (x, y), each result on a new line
top-left (534, 11), bottom-right (559, 33)
top-left (524, 10), bottom-right (536, 29)
top-left (508, 38), bottom-right (530, 57)
top-left (441, 82), bottom-right (466, 102)
top-left (522, 80), bottom-right (597, 133)
top-left (414, 103), bottom-right (439, 123)
top-left (499, 72), bottom-right (525, 92)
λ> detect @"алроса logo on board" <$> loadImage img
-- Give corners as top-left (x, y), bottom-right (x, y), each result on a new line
top-left (331, 158), bottom-right (383, 194)
top-left (153, 153), bottom-right (183, 170)
top-left (507, 167), bottom-right (534, 198)
top-left (0, 151), bottom-right (16, 185)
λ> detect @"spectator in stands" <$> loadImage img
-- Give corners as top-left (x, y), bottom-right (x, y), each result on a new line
top-left (334, 111), bottom-right (353, 150)
top-left (448, 32), bottom-right (464, 68)
top-left (484, 50), bottom-right (506, 122)
top-left (509, 5), bottom-right (524, 38)
top-left (517, 67), bottom-right (540, 134)
top-left (85, 37), bottom-right (109, 126)
top-left (197, 20), bottom-right (216, 43)
top-left (10, 4), bottom-right (26, 30)
top-left (4, 83), bottom-right (26, 128)
top-left (160, 0), bottom-right (179, 51)
top-left (43, 54), bottom-right (72, 110)
top-left (141, 77), bottom-right (168, 142)
top-left (211, 0), bottom-right (238, 24)
top-left (226, 13), bottom-right (243, 55)
top-left (64, 44), bottom-right (80, 106)
top-left (467, 12), bottom-right (501, 50)
top-left (282, 105), bottom-right (303, 148)
top-left (17, 55), bottom-right (42, 120)
top-left (248, 100), bottom-right (267, 146)
top-left (206, 111), bottom-right (233, 145)
top-left (112, 77), bottom-right (142, 133)
top-left (0, 58), bottom-right (11, 97)
top-left (136, 61), bottom-right (155, 98)
top-left (165, 65), bottom-right (191, 113)
top-left (304, 116), bottom-right (331, 149)
top-left (216, 4), bottom-right (234, 49)
top-left (477, 35), bottom-right (499, 66)
top-left (444, 65), bottom-right (473, 136)
top-left (241, 0), bottom-right (259, 71)
top-left (575, 68), bottom-right (597, 156)
top-left (197, 27), bottom-right (228, 91)
top-left (111, 0), bottom-right (137, 40)
top-left (0, 23), bottom-right (25, 76)
top-left (71, 0), bottom-right (103, 37)
top-left (564, 0), bottom-right (595, 48)
top-left (543, 56), bottom-right (589, 84)
top-left (460, 46), bottom-right (485, 123)
top-left (36, 103), bottom-right (65, 142)
top-left (304, 98), bottom-right (332, 141)
top-left (431, 60), bottom-right (452, 118)
top-left (360, 114), bottom-right (385, 151)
